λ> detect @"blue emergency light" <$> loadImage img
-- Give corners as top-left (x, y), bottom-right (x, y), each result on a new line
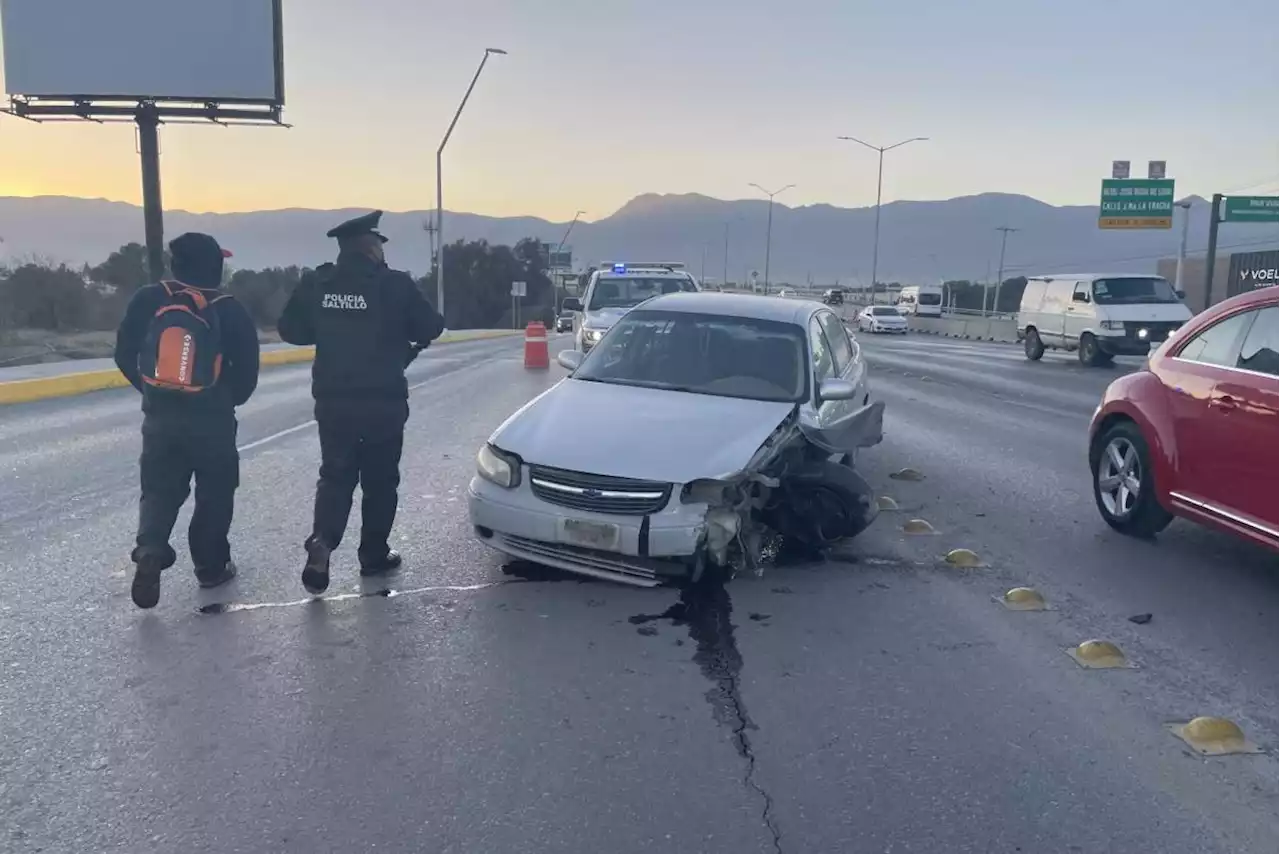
top-left (612, 263), bottom-right (627, 274)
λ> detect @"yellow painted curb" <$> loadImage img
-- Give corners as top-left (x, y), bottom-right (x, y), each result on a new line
top-left (1169, 717), bottom-right (1262, 756)
top-left (997, 587), bottom-right (1048, 610)
top-left (0, 329), bottom-right (523, 406)
top-left (1066, 639), bottom-right (1132, 669)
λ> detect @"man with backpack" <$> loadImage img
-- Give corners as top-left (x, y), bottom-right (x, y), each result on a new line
top-left (114, 233), bottom-right (261, 609)
top-left (278, 210), bottom-right (444, 595)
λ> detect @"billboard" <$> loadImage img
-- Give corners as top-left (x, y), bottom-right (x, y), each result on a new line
top-left (0, 0), bottom-right (284, 104)
top-left (1227, 250), bottom-right (1279, 298)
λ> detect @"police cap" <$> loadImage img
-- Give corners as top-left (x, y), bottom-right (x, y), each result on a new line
top-left (326, 210), bottom-right (389, 243)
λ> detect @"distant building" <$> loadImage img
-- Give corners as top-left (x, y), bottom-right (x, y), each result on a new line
top-left (1158, 248), bottom-right (1278, 311)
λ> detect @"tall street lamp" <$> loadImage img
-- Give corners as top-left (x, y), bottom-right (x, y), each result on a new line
top-left (837, 135), bottom-right (927, 300)
top-left (435, 47), bottom-right (507, 320)
top-left (748, 182), bottom-right (795, 293)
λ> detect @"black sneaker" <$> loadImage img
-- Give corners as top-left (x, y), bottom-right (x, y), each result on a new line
top-left (131, 555), bottom-right (165, 610)
top-left (359, 550), bottom-right (403, 577)
top-left (301, 539), bottom-right (332, 595)
top-left (196, 560), bottom-right (238, 590)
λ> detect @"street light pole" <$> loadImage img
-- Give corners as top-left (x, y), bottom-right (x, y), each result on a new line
top-left (1173, 200), bottom-right (1192, 298)
top-left (837, 135), bottom-right (928, 303)
top-left (553, 209), bottom-right (585, 312)
top-left (748, 182), bottom-right (795, 293)
top-left (435, 47), bottom-right (507, 321)
top-left (993, 226), bottom-right (1019, 315)
top-left (722, 221), bottom-right (730, 287)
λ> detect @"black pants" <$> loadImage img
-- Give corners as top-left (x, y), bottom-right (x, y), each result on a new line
top-left (311, 398), bottom-right (408, 562)
top-left (135, 414), bottom-right (239, 573)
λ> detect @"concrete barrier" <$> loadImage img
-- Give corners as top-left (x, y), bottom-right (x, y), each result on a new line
top-left (908, 316), bottom-right (1019, 343)
top-left (0, 329), bottom-right (522, 406)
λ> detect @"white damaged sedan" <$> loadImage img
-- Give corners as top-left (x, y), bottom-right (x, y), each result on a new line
top-left (468, 292), bottom-right (885, 586)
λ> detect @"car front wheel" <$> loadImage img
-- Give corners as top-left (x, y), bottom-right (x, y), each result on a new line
top-left (1024, 328), bottom-right (1045, 360)
top-left (1090, 421), bottom-right (1173, 537)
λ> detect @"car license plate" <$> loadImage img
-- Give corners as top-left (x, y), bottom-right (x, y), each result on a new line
top-left (559, 518), bottom-right (620, 551)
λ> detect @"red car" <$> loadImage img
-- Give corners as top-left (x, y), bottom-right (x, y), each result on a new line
top-left (1088, 285), bottom-right (1278, 550)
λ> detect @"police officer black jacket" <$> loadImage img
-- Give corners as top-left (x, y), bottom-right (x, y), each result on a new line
top-left (278, 251), bottom-right (445, 400)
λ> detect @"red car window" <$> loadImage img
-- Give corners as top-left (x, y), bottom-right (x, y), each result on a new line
top-left (1176, 311), bottom-right (1254, 367)
top-left (1237, 306), bottom-right (1279, 376)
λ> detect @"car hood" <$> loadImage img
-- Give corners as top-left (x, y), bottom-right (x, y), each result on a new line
top-left (868, 313), bottom-right (907, 323)
top-left (489, 378), bottom-right (796, 483)
top-left (582, 306), bottom-right (635, 330)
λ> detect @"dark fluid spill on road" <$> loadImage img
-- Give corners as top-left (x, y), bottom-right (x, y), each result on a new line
top-left (630, 572), bottom-right (757, 757)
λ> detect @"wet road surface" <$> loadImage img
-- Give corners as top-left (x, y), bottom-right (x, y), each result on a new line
top-left (1, 331), bottom-right (1275, 853)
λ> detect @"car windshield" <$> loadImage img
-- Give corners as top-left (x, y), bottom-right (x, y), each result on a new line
top-left (1092, 277), bottom-right (1179, 305)
top-left (573, 309), bottom-right (809, 402)
top-left (587, 276), bottom-right (695, 310)
top-left (919, 292), bottom-right (942, 305)
top-left (871, 306), bottom-right (899, 316)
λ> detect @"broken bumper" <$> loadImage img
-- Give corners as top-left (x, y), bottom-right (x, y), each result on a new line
top-left (468, 475), bottom-right (705, 587)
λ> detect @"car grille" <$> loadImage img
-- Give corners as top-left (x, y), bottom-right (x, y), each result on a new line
top-left (498, 535), bottom-right (670, 587)
top-left (528, 465), bottom-right (672, 515)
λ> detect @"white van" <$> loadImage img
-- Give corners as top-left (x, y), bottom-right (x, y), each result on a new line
top-left (1017, 273), bottom-right (1192, 366)
top-left (894, 285), bottom-right (943, 317)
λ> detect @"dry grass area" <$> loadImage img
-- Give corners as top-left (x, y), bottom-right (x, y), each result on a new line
top-left (0, 328), bottom-right (284, 368)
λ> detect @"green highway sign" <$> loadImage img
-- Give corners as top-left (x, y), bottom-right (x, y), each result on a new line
top-left (1099, 178), bottom-right (1176, 229)
top-left (1222, 195), bottom-right (1279, 223)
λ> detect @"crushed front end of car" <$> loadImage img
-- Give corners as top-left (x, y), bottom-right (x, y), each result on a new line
top-left (680, 399), bottom-right (886, 580)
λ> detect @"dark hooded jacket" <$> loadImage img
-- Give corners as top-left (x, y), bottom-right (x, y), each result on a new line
top-left (277, 251), bottom-right (445, 402)
top-left (113, 243), bottom-right (260, 420)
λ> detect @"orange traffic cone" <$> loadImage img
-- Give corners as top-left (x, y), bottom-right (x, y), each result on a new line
top-left (524, 321), bottom-right (549, 369)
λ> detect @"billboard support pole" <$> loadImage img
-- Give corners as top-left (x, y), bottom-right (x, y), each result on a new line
top-left (1202, 193), bottom-right (1223, 311)
top-left (136, 106), bottom-right (165, 282)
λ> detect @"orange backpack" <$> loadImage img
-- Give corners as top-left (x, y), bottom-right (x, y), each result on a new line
top-left (139, 281), bottom-right (231, 394)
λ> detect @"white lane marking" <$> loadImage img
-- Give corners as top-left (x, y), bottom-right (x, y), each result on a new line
top-left (200, 581), bottom-right (507, 614)
top-left (237, 420), bottom-right (316, 452)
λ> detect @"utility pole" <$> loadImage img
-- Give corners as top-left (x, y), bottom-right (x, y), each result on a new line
top-left (748, 182), bottom-right (795, 292)
top-left (1173, 200), bottom-right (1191, 300)
top-left (1202, 193), bottom-right (1224, 310)
top-left (553, 209), bottom-right (584, 313)
top-left (837, 134), bottom-right (928, 301)
top-left (993, 226), bottom-right (1019, 315)
top-left (722, 221), bottom-right (730, 286)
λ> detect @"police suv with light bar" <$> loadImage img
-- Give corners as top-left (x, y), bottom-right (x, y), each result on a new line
top-left (561, 262), bottom-right (700, 353)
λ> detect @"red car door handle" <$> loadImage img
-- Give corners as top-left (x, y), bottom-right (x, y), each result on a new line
top-left (1210, 394), bottom-right (1238, 412)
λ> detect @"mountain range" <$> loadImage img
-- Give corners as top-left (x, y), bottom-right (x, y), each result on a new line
top-left (1, 192), bottom-right (1276, 285)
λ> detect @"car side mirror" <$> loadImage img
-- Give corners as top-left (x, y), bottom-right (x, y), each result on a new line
top-left (1072, 292), bottom-right (1090, 303)
top-left (1175, 289), bottom-right (1186, 299)
top-left (557, 350), bottom-right (585, 371)
top-left (562, 297), bottom-right (583, 312)
top-left (818, 377), bottom-right (858, 402)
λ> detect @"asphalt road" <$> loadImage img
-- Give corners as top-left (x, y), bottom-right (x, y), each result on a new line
top-left (1, 331), bottom-right (1275, 854)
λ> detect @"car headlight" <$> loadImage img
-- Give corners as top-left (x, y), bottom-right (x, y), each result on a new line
top-left (476, 443), bottom-right (520, 488)
top-left (1099, 320), bottom-right (1119, 330)
top-left (1136, 327), bottom-right (1149, 340)
top-left (582, 327), bottom-right (604, 342)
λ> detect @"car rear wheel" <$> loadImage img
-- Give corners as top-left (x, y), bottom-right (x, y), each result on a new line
top-left (1090, 421), bottom-right (1173, 537)
top-left (1024, 328), bottom-right (1045, 360)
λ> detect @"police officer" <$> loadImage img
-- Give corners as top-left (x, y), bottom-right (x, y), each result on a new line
top-left (278, 211), bottom-right (445, 594)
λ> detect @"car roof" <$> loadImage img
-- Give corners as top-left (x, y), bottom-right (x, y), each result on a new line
top-left (1028, 273), bottom-right (1168, 282)
top-left (635, 291), bottom-right (824, 325)
top-left (594, 268), bottom-right (690, 279)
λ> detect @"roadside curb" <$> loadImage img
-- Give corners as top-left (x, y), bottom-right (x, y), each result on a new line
top-left (0, 329), bottom-right (522, 406)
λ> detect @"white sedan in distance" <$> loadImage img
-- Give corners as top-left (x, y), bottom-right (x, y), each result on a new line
top-left (857, 305), bottom-right (909, 334)
top-left (468, 292), bottom-right (885, 586)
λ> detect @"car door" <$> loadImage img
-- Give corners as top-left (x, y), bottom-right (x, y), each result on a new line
top-left (1163, 307), bottom-right (1258, 517)
top-left (1063, 280), bottom-right (1093, 348)
top-left (1211, 305), bottom-right (1279, 537)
